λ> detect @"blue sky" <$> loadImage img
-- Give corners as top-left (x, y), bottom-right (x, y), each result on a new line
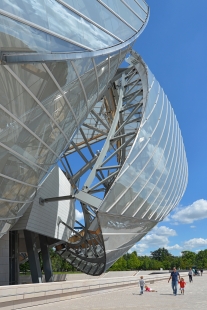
top-left (70, 0), bottom-right (207, 257)
top-left (130, 0), bottom-right (207, 256)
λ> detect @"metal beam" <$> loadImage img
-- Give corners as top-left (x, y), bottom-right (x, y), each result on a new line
top-left (80, 127), bottom-right (95, 158)
top-left (75, 191), bottom-right (102, 209)
top-left (39, 195), bottom-right (74, 206)
top-left (82, 123), bottom-right (107, 136)
top-left (110, 131), bottom-right (136, 141)
top-left (83, 73), bottom-right (125, 191)
top-left (101, 134), bottom-right (136, 166)
top-left (120, 100), bottom-right (142, 112)
top-left (96, 165), bottom-right (121, 170)
top-left (24, 230), bottom-right (42, 283)
top-left (114, 104), bottom-right (142, 135)
top-left (72, 156), bottom-right (98, 182)
top-left (39, 235), bottom-right (53, 282)
top-left (70, 141), bottom-right (89, 164)
top-left (9, 231), bottom-right (19, 285)
top-left (89, 170), bottom-right (119, 192)
top-left (123, 88), bottom-right (142, 101)
top-left (90, 110), bottom-right (110, 131)
top-left (58, 218), bottom-right (84, 239)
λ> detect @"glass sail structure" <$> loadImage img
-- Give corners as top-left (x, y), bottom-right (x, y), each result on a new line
top-left (0, 0), bottom-right (149, 237)
top-left (0, 0), bottom-right (188, 281)
top-left (56, 52), bottom-right (188, 275)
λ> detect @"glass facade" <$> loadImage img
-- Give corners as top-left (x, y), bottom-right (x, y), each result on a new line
top-left (0, 0), bottom-right (148, 53)
top-left (0, 0), bottom-right (188, 279)
top-left (97, 57), bottom-right (188, 270)
top-left (0, 1), bottom-right (149, 237)
top-left (59, 54), bottom-right (188, 275)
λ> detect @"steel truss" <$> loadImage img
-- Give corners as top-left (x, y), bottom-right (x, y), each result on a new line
top-left (55, 61), bottom-right (144, 275)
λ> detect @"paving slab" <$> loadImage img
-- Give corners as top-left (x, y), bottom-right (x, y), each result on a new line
top-left (24, 274), bottom-right (206, 310)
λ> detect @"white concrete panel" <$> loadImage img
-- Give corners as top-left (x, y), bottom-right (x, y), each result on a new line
top-left (13, 166), bottom-right (75, 242)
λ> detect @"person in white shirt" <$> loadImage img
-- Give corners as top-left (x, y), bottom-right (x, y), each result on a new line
top-left (188, 268), bottom-right (193, 283)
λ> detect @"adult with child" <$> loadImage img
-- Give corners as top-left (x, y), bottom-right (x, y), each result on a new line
top-left (168, 267), bottom-right (180, 296)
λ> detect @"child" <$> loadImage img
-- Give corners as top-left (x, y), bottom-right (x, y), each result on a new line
top-left (139, 276), bottom-right (145, 295)
top-left (145, 285), bottom-right (157, 292)
top-left (178, 277), bottom-right (186, 295)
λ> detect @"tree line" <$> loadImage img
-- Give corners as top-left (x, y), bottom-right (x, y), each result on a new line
top-left (109, 248), bottom-right (207, 271)
top-left (20, 249), bottom-right (77, 274)
top-left (20, 247), bottom-right (207, 274)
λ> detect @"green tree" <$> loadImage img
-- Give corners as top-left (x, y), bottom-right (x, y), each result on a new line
top-left (19, 261), bottom-right (30, 274)
top-left (180, 251), bottom-right (196, 269)
top-left (110, 256), bottom-right (127, 271)
top-left (150, 248), bottom-right (172, 261)
top-left (196, 250), bottom-right (207, 269)
top-left (127, 252), bottom-right (140, 270)
top-left (139, 256), bottom-right (151, 270)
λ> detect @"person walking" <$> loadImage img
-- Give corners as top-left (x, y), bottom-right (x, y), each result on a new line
top-left (168, 267), bottom-right (180, 295)
top-left (200, 269), bottom-right (203, 276)
top-left (139, 276), bottom-right (145, 295)
top-left (188, 268), bottom-right (193, 283)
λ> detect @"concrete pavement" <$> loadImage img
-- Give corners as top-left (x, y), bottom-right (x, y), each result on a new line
top-left (26, 274), bottom-right (206, 310)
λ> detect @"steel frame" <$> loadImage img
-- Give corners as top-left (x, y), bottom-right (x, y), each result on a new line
top-left (54, 62), bottom-right (145, 275)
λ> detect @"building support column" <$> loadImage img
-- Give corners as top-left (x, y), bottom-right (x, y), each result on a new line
top-left (24, 230), bottom-right (42, 283)
top-left (9, 231), bottom-right (19, 285)
top-left (0, 231), bottom-right (9, 286)
top-left (39, 234), bottom-right (53, 282)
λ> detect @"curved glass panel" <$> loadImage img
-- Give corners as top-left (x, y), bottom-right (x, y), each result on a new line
top-left (62, 0), bottom-right (136, 41)
top-left (0, 0), bottom-right (49, 28)
top-left (142, 108), bottom-right (174, 219)
top-left (0, 14), bottom-right (85, 53)
top-left (150, 124), bottom-right (181, 220)
top-left (124, 0), bottom-right (147, 21)
top-left (138, 0), bottom-right (148, 12)
top-left (118, 93), bottom-right (168, 217)
top-left (0, 0), bottom-right (121, 51)
top-left (124, 99), bottom-right (170, 218)
top-left (100, 85), bottom-right (163, 212)
top-left (45, 0), bottom-right (119, 50)
top-left (101, 0), bottom-right (144, 31)
top-left (93, 55), bottom-right (188, 272)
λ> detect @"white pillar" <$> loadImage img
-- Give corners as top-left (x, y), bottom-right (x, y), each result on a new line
top-left (0, 232), bottom-right (9, 286)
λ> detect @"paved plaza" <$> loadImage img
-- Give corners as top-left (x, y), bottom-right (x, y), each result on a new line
top-left (26, 274), bottom-right (206, 310)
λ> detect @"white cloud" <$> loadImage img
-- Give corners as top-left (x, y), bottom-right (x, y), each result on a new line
top-left (183, 238), bottom-right (207, 250)
top-left (162, 215), bottom-right (170, 222)
top-left (129, 243), bottom-right (148, 254)
top-left (129, 225), bottom-right (177, 255)
top-left (151, 225), bottom-right (177, 237)
top-left (190, 225), bottom-right (196, 228)
top-left (75, 209), bottom-right (84, 221)
top-left (142, 234), bottom-right (169, 247)
top-left (166, 244), bottom-right (182, 250)
top-left (171, 222), bottom-right (179, 226)
top-left (129, 234), bottom-right (169, 255)
top-left (171, 199), bottom-right (207, 224)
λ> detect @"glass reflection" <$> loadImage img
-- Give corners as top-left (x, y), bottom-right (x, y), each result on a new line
top-left (101, 0), bottom-right (144, 31)
top-left (63, 0), bottom-right (135, 41)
